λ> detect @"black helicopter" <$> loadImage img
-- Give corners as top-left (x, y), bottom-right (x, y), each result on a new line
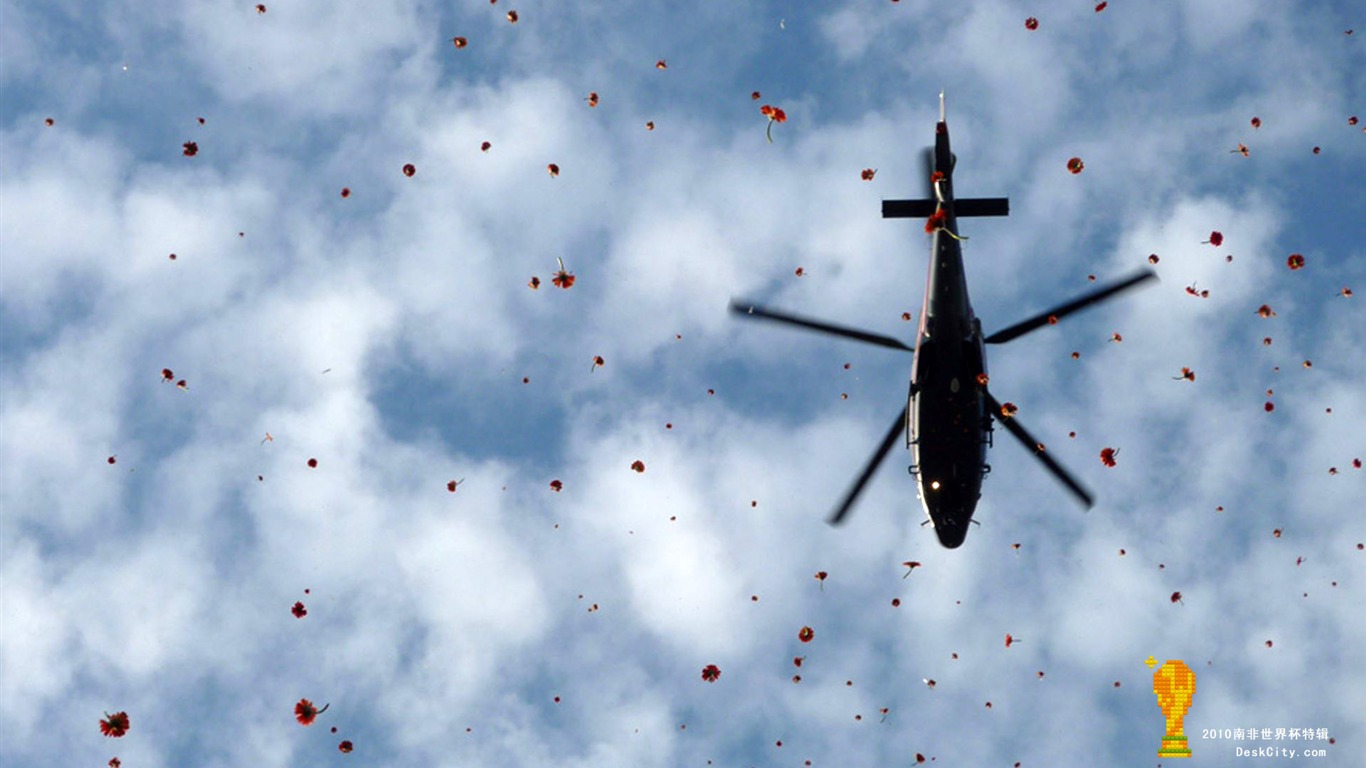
top-left (731, 94), bottom-right (1156, 548)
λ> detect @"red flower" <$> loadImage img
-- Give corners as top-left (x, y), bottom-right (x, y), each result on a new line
top-left (1094, 1), bottom-right (1107, 11)
top-left (630, 459), bottom-right (645, 473)
top-left (1100, 447), bottom-right (1119, 467)
top-left (109, 759), bottom-right (121, 768)
top-left (1005, 633), bottom-right (1020, 647)
top-left (1047, 314), bottom-right (1059, 325)
top-left (751, 91), bottom-right (761, 100)
top-left (339, 740), bottom-right (354, 753)
top-left (481, 141), bottom-right (491, 152)
top-left (930, 170), bottom-right (945, 184)
top-left (162, 368), bottom-right (174, 382)
top-left (527, 276), bottom-right (540, 290)
top-left (1170, 591), bottom-right (1183, 604)
top-left (1025, 17), bottom-right (1038, 30)
top-left (547, 163), bottom-right (560, 178)
top-left (902, 560), bottom-right (921, 578)
top-left (340, 187), bottom-right (351, 198)
top-left (308, 458), bottom-right (318, 468)
top-left (549, 479), bottom-right (563, 492)
top-left (655, 59), bottom-right (667, 70)
top-left (861, 168), bottom-right (876, 181)
top-left (1233, 143), bottom-right (1250, 157)
top-left (1257, 304), bottom-right (1276, 318)
top-left (924, 209), bottom-right (947, 234)
top-left (452, 36), bottom-right (468, 48)
top-left (586, 92), bottom-right (599, 107)
top-left (591, 355), bottom-right (605, 371)
top-left (701, 664), bottom-right (721, 682)
top-left (645, 121), bottom-right (655, 131)
top-left (1174, 367), bottom-right (1195, 382)
top-left (292, 601), bottom-right (307, 618)
top-left (798, 626), bottom-right (814, 643)
top-left (1110, 332), bottom-right (1123, 342)
top-left (1251, 116), bottom-right (1262, 128)
top-left (176, 379), bottom-right (188, 390)
top-left (402, 163), bottom-right (416, 177)
top-left (1148, 253), bottom-right (1160, 264)
top-left (100, 711), bottom-right (130, 738)
top-left (1264, 401), bottom-right (1275, 412)
top-left (1286, 253), bottom-right (1305, 270)
top-left (794, 267), bottom-right (804, 277)
top-left (108, 456), bottom-right (117, 464)
top-left (1066, 157), bottom-right (1084, 174)
top-left (256, 4), bottom-right (267, 13)
top-left (182, 141), bottom-right (198, 157)
top-left (814, 571), bottom-right (827, 589)
top-left (999, 402), bottom-right (1019, 418)
top-left (295, 699), bottom-right (329, 726)
top-left (1204, 231), bottom-right (1223, 246)
top-left (552, 258), bottom-right (574, 288)
top-left (760, 105), bottom-right (787, 142)
top-left (506, 10), bottom-right (518, 22)
top-left (447, 478), bottom-right (463, 492)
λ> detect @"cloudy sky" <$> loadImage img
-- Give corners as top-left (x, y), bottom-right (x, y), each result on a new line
top-left (2, 1), bottom-right (1363, 766)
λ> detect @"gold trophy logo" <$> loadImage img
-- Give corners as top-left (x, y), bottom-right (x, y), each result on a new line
top-left (1152, 660), bottom-right (1196, 758)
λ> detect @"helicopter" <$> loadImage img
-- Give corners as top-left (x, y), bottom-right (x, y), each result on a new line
top-left (731, 94), bottom-right (1156, 548)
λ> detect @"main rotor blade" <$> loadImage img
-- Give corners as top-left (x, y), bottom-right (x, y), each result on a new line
top-left (829, 405), bottom-right (909, 525)
top-left (981, 390), bottom-right (1094, 509)
top-left (984, 269), bottom-right (1158, 345)
top-left (730, 300), bottom-right (914, 353)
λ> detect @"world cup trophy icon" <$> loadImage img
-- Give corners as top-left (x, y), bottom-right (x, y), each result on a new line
top-left (1152, 660), bottom-right (1196, 758)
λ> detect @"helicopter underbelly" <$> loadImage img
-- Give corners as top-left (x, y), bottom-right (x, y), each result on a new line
top-left (911, 378), bottom-right (986, 548)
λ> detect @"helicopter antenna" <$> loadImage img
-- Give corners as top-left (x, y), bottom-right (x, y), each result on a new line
top-left (939, 91), bottom-right (945, 122)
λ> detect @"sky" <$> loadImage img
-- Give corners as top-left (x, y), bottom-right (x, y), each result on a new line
top-left (1, 1), bottom-right (1363, 766)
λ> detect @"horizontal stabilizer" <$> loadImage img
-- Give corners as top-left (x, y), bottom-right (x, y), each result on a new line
top-left (883, 197), bottom-right (1010, 219)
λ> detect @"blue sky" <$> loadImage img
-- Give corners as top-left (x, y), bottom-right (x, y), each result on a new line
top-left (2, 1), bottom-right (1363, 766)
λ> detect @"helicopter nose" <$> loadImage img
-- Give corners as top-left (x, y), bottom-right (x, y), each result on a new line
top-left (934, 521), bottom-right (968, 548)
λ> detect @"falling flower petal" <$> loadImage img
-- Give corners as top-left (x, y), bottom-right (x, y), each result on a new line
top-left (100, 712), bottom-right (130, 738)
top-left (552, 258), bottom-right (575, 288)
top-left (295, 699), bottom-right (328, 726)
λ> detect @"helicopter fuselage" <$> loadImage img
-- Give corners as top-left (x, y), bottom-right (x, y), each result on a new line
top-left (908, 121), bottom-right (991, 548)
